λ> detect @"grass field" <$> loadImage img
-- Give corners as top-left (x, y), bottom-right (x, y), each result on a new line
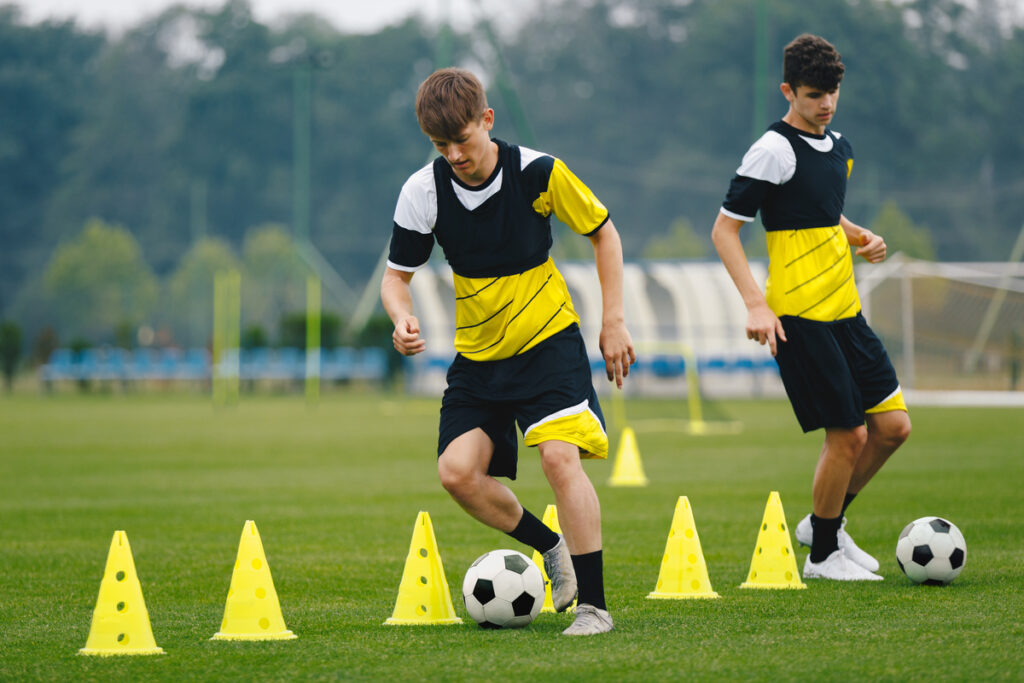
top-left (1, 390), bottom-right (1022, 681)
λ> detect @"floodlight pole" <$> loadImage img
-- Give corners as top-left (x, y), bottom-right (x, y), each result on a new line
top-left (293, 62), bottom-right (312, 242)
top-left (753, 0), bottom-right (769, 140)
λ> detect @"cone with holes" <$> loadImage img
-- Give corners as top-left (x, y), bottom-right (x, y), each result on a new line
top-left (79, 531), bottom-right (165, 656)
top-left (740, 491), bottom-right (807, 589)
top-left (530, 504), bottom-right (577, 613)
top-left (212, 520), bottom-right (297, 640)
top-left (608, 426), bottom-right (648, 487)
top-left (384, 511), bottom-right (462, 625)
top-left (647, 496), bottom-right (720, 599)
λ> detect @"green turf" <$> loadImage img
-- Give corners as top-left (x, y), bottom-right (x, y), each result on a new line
top-left (1, 391), bottom-right (1022, 681)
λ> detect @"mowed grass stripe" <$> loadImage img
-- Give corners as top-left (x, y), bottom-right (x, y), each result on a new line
top-left (0, 392), bottom-right (1021, 680)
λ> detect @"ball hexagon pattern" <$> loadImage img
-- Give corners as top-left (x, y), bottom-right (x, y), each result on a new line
top-left (895, 516), bottom-right (967, 585)
top-left (462, 549), bottom-right (544, 629)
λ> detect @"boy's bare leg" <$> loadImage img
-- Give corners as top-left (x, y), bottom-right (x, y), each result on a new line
top-left (848, 410), bottom-right (911, 493)
top-left (437, 428), bottom-right (522, 532)
top-left (538, 440), bottom-right (601, 553)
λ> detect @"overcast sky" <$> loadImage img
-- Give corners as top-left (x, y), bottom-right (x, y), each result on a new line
top-left (8, 0), bottom-right (1024, 36)
top-left (5, 0), bottom-right (540, 34)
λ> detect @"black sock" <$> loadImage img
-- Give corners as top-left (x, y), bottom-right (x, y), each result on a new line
top-left (810, 514), bottom-right (842, 563)
top-left (841, 493), bottom-right (857, 517)
top-left (571, 550), bottom-right (606, 611)
top-left (506, 508), bottom-right (559, 554)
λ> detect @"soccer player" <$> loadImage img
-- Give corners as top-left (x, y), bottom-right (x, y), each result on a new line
top-left (711, 34), bottom-right (912, 581)
top-left (381, 68), bottom-right (635, 633)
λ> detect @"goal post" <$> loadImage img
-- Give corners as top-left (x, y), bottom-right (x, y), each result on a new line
top-left (857, 253), bottom-right (1024, 398)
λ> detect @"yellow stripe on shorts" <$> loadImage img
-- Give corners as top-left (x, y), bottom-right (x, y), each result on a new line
top-left (866, 386), bottom-right (908, 414)
top-left (522, 401), bottom-right (608, 459)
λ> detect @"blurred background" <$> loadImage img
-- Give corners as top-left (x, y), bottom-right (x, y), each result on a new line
top-left (1, 0), bottom-right (1022, 397)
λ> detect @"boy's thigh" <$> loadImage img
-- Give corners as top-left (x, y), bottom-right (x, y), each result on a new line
top-left (776, 316), bottom-right (863, 432)
top-left (840, 314), bottom-right (904, 412)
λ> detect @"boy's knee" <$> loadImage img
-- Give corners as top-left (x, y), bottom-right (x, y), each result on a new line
top-left (437, 453), bottom-right (477, 498)
top-left (887, 413), bottom-right (912, 446)
top-left (538, 441), bottom-right (581, 478)
top-left (828, 426), bottom-right (868, 465)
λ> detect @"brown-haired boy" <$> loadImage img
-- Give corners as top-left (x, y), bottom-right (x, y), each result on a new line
top-left (712, 35), bottom-right (911, 581)
top-left (381, 67), bottom-right (635, 633)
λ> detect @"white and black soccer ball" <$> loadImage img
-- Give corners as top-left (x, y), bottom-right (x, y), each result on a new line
top-left (895, 516), bottom-right (967, 585)
top-left (462, 549), bottom-right (544, 629)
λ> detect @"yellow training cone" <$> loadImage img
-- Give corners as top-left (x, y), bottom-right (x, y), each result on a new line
top-left (609, 426), bottom-right (648, 487)
top-left (384, 511), bottom-right (462, 625)
top-left (530, 504), bottom-right (577, 613)
top-left (79, 531), bottom-right (165, 656)
top-left (212, 520), bottom-right (297, 640)
top-left (740, 491), bottom-right (807, 590)
top-left (647, 496), bottom-right (720, 599)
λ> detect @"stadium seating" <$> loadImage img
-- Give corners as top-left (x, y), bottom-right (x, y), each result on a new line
top-left (40, 346), bottom-right (388, 386)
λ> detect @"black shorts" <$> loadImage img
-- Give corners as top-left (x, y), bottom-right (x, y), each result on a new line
top-left (775, 313), bottom-right (901, 432)
top-left (437, 324), bottom-right (607, 480)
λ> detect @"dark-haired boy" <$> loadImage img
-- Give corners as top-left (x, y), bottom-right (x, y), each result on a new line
top-left (711, 34), bottom-right (911, 581)
top-left (381, 68), bottom-right (635, 632)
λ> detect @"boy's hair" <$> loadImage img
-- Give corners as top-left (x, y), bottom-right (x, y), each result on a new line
top-left (783, 34), bottom-right (845, 92)
top-left (416, 68), bottom-right (489, 140)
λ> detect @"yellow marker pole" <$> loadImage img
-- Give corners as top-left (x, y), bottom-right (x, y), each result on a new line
top-left (681, 344), bottom-right (706, 434)
top-left (305, 275), bottom-right (321, 405)
top-left (212, 271), bottom-right (225, 406)
top-left (226, 269), bottom-right (241, 405)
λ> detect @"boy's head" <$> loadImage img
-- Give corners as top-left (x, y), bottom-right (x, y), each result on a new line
top-left (783, 34), bottom-right (845, 93)
top-left (416, 68), bottom-right (489, 140)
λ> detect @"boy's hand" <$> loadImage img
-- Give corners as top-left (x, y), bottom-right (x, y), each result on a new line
top-left (746, 301), bottom-right (787, 356)
top-left (599, 321), bottom-right (636, 389)
top-left (855, 229), bottom-right (887, 263)
top-left (393, 315), bottom-right (426, 356)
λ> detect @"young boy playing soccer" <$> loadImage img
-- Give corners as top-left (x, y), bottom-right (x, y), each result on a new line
top-left (711, 34), bottom-right (912, 580)
top-left (381, 68), bottom-right (635, 632)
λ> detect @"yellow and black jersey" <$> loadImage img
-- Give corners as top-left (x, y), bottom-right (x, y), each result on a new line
top-left (721, 120), bottom-right (860, 321)
top-left (388, 138), bottom-right (609, 361)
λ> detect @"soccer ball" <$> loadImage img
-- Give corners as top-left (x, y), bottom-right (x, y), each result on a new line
top-left (895, 516), bottom-right (967, 585)
top-left (462, 549), bottom-right (544, 629)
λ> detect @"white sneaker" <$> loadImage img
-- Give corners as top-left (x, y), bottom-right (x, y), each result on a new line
top-left (803, 549), bottom-right (883, 581)
top-left (795, 514), bottom-right (880, 573)
top-left (542, 536), bottom-right (577, 613)
top-left (562, 604), bottom-right (614, 635)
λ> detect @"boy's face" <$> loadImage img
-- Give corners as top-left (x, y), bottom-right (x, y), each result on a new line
top-left (781, 82), bottom-right (840, 134)
top-left (425, 108), bottom-right (496, 185)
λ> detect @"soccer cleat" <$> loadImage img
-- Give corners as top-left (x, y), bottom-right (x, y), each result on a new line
top-left (562, 604), bottom-right (614, 636)
top-left (542, 536), bottom-right (577, 612)
top-left (803, 549), bottom-right (884, 581)
top-left (795, 514), bottom-right (880, 573)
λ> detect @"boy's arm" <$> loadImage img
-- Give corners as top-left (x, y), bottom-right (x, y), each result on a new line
top-left (587, 220), bottom-right (636, 388)
top-left (380, 266), bottom-right (426, 356)
top-left (840, 214), bottom-right (887, 263)
top-left (711, 212), bottom-right (787, 356)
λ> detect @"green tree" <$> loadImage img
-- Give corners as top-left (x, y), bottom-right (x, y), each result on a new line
top-left (643, 218), bottom-right (708, 259)
top-left (241, 224), bottom-right (312, 335)
top-left (167, 237), bottom-right (241, 346)
top-left (43, 7), bottom-right (194, 277)
top-left (0, 8), bottom-right (103, 314)
top-left (42, 219), bottom-right (159, 342)
top-left (0, 320), bottom-right (23, 391)
top-left (871, 200), bottom-right (936, 260)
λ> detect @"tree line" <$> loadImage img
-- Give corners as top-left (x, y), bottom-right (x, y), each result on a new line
top-left (1, 0), bottom-right (1021, 361)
